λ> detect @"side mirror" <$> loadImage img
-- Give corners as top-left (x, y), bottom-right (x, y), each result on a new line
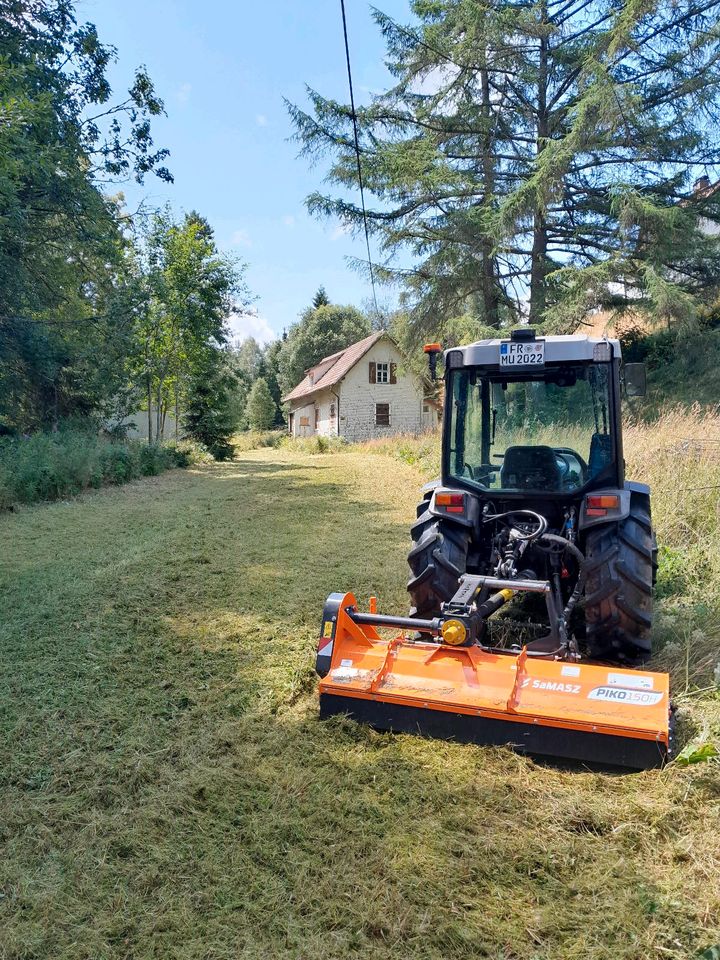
top-left (624, 362), bottom-right (647, 398)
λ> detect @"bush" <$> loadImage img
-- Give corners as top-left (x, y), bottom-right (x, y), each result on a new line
top-left (279, 435), bottom-right (348, 455)
top-left (0, 425), bottom-right (196, 511)
top-left (233, 430), bottom-right (285, 452)
top-left (169, 439), bottom-right (213, 467)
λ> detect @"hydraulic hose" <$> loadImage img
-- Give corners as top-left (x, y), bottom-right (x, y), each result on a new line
top-left (483, 509), bottom-right (548, 541)
top-left (539, 533), bottom-right (586, 622)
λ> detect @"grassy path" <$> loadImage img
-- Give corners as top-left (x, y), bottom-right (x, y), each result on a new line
top-left (1, 450), bottom-right (718, 960)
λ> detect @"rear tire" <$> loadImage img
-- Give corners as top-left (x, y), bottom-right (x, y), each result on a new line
top-left (407, 505), bottom-right (471, 618)
top-left (584, 493), bottom-right (654, 663)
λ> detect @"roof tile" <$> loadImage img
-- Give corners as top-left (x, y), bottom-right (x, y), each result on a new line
top-left (282, 331), bottom-right (386, 403)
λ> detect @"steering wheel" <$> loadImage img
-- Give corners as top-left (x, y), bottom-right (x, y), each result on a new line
top-left (554, 447), bottom-right (588, 475)
top-left (555, 453), bottom-right (571, 479)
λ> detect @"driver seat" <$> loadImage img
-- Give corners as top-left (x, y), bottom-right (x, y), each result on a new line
top-left (501, 445), bottom-right (562, 490)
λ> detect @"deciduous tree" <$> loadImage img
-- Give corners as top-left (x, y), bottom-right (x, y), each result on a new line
top-left (0, 0), bottom-right (171, 432)
top-left (277, 303), bottom-right (370, 394)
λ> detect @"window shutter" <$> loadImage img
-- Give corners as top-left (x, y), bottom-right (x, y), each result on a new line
top-left (390, 362), bottom-right (397, 384)
top-left (369, 361), bottom-right (376, 384)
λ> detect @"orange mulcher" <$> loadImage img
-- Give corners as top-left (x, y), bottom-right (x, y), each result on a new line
top-left (315, 332), bottom-right (673, 769)
top-left (316, 584), bottom-right (671, 770)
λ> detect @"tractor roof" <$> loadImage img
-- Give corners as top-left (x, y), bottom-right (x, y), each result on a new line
top-left (449, 333), bottom-right (622, 367)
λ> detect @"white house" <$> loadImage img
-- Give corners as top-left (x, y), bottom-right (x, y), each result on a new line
top-left (282, 331), bottom-right (438, 441)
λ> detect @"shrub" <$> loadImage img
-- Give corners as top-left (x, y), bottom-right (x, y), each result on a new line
top-left (0, 425), bottom-right (193, 511)
top-left (232, 431), bottom-right (285, 452)
top-left (100, 444), bottom-right (136, 484)
top-left (169, 439), bottom-right (213, 467)
top-left (279, 435), bottom-right (348, 455)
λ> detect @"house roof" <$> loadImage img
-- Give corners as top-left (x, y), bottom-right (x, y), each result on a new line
top-left (282, 331), bottom-right (386, 404)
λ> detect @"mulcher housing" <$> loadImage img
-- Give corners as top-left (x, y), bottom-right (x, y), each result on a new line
top-left (317, 591), bottom-right (671, 770)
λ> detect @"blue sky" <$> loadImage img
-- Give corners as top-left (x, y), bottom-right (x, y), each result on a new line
top-left (83, 0), bottom-right (411, 343)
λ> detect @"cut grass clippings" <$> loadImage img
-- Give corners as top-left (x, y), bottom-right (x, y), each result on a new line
top-left (1, 439), bottom-right (719, 959)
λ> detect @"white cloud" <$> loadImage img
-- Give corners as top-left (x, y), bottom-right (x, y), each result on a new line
top-left (282, 214), bottom-right (296, 227)
top-left (256, 114), bottom-right (268, 127)
top-left (231, 229), bottom-right (252, 248)
top-left (176, 82), bottom-right (192, 104)
top-left (331, 222), bottom-right (352, 241)
top-left (228, 309), bottom-right (276, 346)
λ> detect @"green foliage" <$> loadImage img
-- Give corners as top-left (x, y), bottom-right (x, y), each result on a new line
top-left (244, 378), bottom-right (277, 431)
top-left (279, 434), bottom-right (348, 454)
top-left (312, 286), bottom-right (330, 308)
top-left (0, 0), bottom-right (171, 433)
top-left (675, 742), bottom-right (719, 767)
top-left (232, 430), bottom-right (285, 451)
top-left (182, 351), bottom-right (237, 461)
top-left (0, 426), bottom-right (189, 511)
top-left (228, 337), bottom-right (285, 430)
top-left (620, 324), bottom-right (720, 411)
top-left (262, 338), bottom-right (285, 421)
top-left (278, 303), bottom-right (370, 394)
top-left (128, 209), bottom-right (247, 443)
top-left (290, 0), bottom-right (720, 335)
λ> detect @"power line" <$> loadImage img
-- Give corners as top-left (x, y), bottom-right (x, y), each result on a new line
top-left (339, 0), bottom-right (381, 319)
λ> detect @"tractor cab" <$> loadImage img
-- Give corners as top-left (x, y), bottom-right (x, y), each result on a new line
top-left (442, 330), bottom-right (622, 498)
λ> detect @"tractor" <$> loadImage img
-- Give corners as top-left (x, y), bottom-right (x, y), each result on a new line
top-left (315, 331), bottom-right (671, 769)
top-left (408, 330), bottom-right (656, 665)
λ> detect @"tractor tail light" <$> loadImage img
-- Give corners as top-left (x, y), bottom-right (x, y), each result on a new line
top-left (586, 494), bottom-right (620, 517)
top-left (587, 495), bottom-right (619, 509)
top-left (436, 492), bottom-right (465, 513)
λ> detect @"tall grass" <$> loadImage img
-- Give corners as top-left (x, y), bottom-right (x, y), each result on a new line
top-left (0, 428), bottom-right (197, 511)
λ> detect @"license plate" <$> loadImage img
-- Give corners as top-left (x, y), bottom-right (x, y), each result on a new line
top-left (499, 340), bottom-right (545, 366)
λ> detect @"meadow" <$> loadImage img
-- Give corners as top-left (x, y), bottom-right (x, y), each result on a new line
top-left (0, 408), bottom-right (718, 959)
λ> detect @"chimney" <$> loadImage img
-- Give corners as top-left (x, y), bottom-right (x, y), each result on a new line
top-left (694, 175), bottom-right (711, 194)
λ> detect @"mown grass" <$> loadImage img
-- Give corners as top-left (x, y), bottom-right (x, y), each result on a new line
top-left (1, 430), bottom-right (719, 959)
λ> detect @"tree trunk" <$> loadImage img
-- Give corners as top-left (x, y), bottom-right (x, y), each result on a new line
top-left (529, 211), bottom-right (548, 325)
top-left (480, 64), bottom-right (501, 328)
top-left (529, 4), bottom-right (549, 326)
top-left (146, 377), bottom-right (153, 444)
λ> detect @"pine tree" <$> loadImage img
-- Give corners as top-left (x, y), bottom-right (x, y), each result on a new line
top-left (289, 0), bottom-right (720, 334)
top-left (312, 286), bottom-right (330, 308)
top-left (245, 377), bottom-right (277, 430)
top-left (183, 351), bottom-right (237, 460)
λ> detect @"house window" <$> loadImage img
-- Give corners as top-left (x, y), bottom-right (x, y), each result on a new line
top-left (330, 402), bottom-right (336, 420)
top-left (314, 406), bottom-right (319, 429)
top-left (375, 403), bottom-right (390, 427)
top-left (423, 404), bottom-right (430, 414)
top-left (300, 416), bottom-right (310, 427)
top-left (376, 362), bottom-right (389, 384)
